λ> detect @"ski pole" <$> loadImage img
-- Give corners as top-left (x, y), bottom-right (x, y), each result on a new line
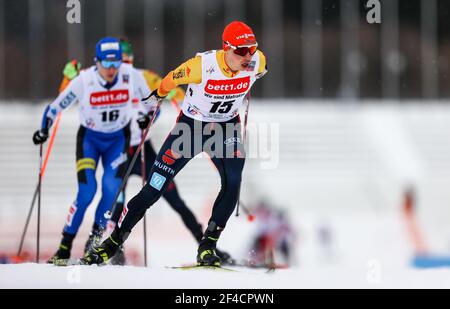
top-left (141, 130), bottom-right (148, 267)
top-left (107, 100), bottom-right (163, 225)
top-left (238, 200), bottom-right (255, 222)
top-left (36, 143), bottom-right (43, 263)
top-left (18, 112), bottom-right (62, 257)
top-left (236, 93), bottom-right (251, 217)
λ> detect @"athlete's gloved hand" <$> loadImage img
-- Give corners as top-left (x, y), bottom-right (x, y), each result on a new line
top-left (63, 59), bottom-right (82, 80)
top-left (32, 128), bottom-right (49, 145)
top-left (136, 112), bottom-right (151, 130)
top-left (33, 116), bottom-right (53, 145)
top-left (136, 109), bottom-right (160, 130)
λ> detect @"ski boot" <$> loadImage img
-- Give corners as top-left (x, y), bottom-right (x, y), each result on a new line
top-left (80, 236), bottom-right (118, 265)
top-left (83, 224), bottom-right (104, 255)
top-left (194, 223), bottom-right (234, 265)
top-left (47, 231), bottom-right (75, 264)
top-left (196, 221), bottom-right (223, 267)
top-left (80, 229), bottom-right (129, 265)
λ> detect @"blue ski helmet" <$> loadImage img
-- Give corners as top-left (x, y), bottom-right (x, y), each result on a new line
top-left (95, 37), bottom-right (122, 62)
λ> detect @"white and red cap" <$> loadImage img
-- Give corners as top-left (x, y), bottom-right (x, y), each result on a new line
top-left (222, 21), bottom-right (257, 49)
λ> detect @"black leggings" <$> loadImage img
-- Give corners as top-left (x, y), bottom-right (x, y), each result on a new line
top-left (111, 139), bottom-right (203, 241)
top-left (117, 113), bottom-right (245, 233)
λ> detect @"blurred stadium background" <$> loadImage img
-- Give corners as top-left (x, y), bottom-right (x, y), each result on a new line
top-left (1, 0), bottom-right (450, 274)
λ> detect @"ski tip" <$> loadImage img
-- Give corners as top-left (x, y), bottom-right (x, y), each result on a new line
top-left (51, 258), bottom-right (78, 267)
top-left (51, 258), bottom-right (92, 266)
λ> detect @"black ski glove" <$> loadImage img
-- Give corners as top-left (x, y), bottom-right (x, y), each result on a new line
top-left (33, 117), bottom-right (52, 145)
top-left (32, 128), bottom-right (49, 145)
top-left (136, 112), bottom-right (151, 130)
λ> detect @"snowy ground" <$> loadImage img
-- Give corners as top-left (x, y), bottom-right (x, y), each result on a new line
top-left (1, 262), bottom-right (450, 289)
top-left (2, 212), bottom-right (450, 289)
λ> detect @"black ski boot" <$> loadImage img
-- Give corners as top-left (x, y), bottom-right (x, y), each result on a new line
top-left (196, 222), bottom-right (223, 267)
top-left (80, 229), bottom-right (129, 265)
top-left (47, 231), bottom-right (75, 264)
top-left (194, 223), bottom-right (234, 265)
top-left (83, 224), bottom-right (104, 255)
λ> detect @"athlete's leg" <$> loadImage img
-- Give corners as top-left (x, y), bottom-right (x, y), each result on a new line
top-left (115, 114), bottom-right (200, 237)
top-left (64, 126), bottom-right (100, 235)
top-left (118, 141), bottom-right (191, 233)
top-left (138, 139), bottom-right (204, 242)
top-left (208, 156), bottom-right (245, 227)
top-left (48, 127), bottom-right (100, 262)
top-left (205, 116), bottom-right (246, 228)
top-left (95, 126), bottom-right (130, 231)
top-left (197, 117), bottom-right (245, 266)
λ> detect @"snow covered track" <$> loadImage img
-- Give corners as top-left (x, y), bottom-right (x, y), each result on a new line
top-left (1, 263), bottom-right (450, 289)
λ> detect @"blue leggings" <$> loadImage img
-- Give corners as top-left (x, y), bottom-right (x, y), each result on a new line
top-left (63, 125), bottom-right (130, 235)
